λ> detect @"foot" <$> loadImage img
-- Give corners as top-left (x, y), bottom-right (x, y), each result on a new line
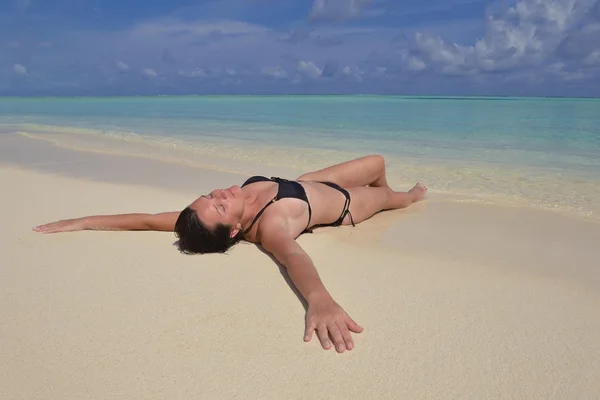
top-left (408, 181), bottom-right (427, 203)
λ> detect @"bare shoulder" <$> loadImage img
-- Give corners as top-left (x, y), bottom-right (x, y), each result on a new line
top-left (257, 215), bottom-right (303, 259)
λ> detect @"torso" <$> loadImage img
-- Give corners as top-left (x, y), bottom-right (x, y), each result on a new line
top-left (241, 177), bottom-right (349, 243)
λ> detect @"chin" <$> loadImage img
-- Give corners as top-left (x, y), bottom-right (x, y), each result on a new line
top-left (232, 185), bottom-right (243, 196)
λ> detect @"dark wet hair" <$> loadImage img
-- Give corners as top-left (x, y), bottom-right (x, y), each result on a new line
top-left (174, 206), bottom-right (242, 254)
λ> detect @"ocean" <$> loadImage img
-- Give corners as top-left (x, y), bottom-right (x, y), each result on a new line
top-left (1, 95), bottom-right (599, 220)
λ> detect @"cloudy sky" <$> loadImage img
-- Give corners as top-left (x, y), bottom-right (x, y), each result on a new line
top-left (2, 0), bottom-right (599, 96)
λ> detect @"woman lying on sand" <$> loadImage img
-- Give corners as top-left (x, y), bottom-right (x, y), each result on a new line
top-left (34, 155), bottom-right (427, 353)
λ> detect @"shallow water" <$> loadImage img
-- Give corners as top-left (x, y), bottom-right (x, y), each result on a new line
top-left (1, 95), bottom-right (599, 220)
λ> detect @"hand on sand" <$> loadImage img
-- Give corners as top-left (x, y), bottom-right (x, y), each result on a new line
top-left (304, 294), bottom-right (363, 353)
top-left (33, 218), bottom-right (86, 234)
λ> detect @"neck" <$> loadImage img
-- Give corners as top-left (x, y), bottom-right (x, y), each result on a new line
top-left (238, 186), bottom-right (265, 234)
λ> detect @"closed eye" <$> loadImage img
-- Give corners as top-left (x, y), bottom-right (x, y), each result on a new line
top-left (213, 203), bottom-right (225, 214)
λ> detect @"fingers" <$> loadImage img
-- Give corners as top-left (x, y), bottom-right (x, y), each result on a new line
top-left (316, 323), bottom-right (332, 350)
top-left (305, 305), bottom-right (363, 353)
top-left (312, 321), bottom-right (360, 353)
top-left (338, 321), bottom-right (355, 351)
top-left (345, 315), bottom-right (364, 334)
top-left (328, 323), bottom-right (346, 353)
top-left (32, 222), bottom-right (63, 233)
top-left (32, 220), bottom-right (79, 234)
top-left (304, 321), bottom-right (316, 343)
top-left (32, 223), bottom-right (52, 233)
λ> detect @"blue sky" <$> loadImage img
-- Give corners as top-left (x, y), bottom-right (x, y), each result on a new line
top-left (2, 0), bottom-right (599, 96)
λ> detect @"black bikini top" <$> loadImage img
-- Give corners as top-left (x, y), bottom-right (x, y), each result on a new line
top-left (241, 176), bottom-right (312, 235)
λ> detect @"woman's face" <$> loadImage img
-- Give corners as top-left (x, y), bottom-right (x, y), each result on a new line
top-left (189, 185), bottom-right (245, 235)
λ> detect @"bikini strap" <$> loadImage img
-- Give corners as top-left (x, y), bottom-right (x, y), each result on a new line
top-left (339, 194), bottom-right (356, 227)
top-left (243, 196), bottom-right (277, 235)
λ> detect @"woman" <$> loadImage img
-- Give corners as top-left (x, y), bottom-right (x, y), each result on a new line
top-left (34, 155), bottom-right (427, 353)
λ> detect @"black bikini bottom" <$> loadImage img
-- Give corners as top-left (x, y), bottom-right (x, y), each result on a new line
top-left (314, 181), bottom-right (356, 229)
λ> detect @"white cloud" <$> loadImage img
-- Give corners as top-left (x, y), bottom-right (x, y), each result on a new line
top-left (557, 20), bottom-right (600, 64)
top-left (107, 18), bottom-right (286, 75)
top-left (261, 66), bottom-right (287, 79)
top-left (373, 66), bottom-right (387, 78)
top-left (13, 64), bottom-right (28, 76)
top-left (3, 14), bottom-right (401, 93)
top-left (141, 68), bottom-right (157, 77)
top-left (297, 61), bottom-right (322, 79)
top-left (410, 0), bottom-right (600, 80)
top-left (116, 61), bottom-right (129, 71)
top-left (546, 62), bottom-right (585, 81)
top-left (584, 50), bottom-right (600, 66)
top-left (407, 57), bottom-right (426, 71)
top-left (341, 65), bottom-right (364, 81)
top-left (178, 68), bottom-right (208, 78)
top-left (129, 18), bottom-right (267, 40)
top-left (2, 1), bottom-right (598, 96)
top-left (414, 32), bottom-right (469, 69)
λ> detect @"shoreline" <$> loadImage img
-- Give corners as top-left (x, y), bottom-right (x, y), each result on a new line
top-left (2, 132), bottom-right (599, 283)
top-left (2, 125), bottom-right (599, 223)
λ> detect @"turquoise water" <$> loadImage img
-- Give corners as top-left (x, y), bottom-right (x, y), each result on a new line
top-left (1, 95), bottom-right (599, 219)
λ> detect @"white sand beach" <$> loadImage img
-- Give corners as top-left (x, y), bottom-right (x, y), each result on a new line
top-left (2, 133), bottom-right (600, 399)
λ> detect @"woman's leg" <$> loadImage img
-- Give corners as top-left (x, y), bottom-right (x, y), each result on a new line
top-left (296, 155), bottom-right (389, 188)
top-left (342, 182), bottom-right (427, 225)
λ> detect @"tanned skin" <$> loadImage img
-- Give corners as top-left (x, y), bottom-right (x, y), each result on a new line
top-left (34, 155), bottom-right (427, 353)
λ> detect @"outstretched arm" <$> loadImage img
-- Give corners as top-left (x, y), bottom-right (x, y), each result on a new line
top-left (33, 211), bottom-right (180, 233)
top-left (260, 219), bottom-right (363, 353)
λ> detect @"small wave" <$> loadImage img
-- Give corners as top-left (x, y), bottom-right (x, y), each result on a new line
top-left (8, 122), bottom-right (600, 223)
